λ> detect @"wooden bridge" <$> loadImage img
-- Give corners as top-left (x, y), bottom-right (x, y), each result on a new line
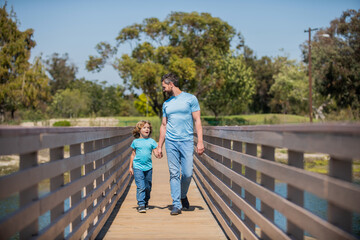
top-left (0, 124), bottom-right (359, 239)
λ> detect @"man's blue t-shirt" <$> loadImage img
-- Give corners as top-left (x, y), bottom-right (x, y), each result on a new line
top-left (162, 92), bottom-right (200, 141)
top-left (131, 138), bottom-right (157, 171)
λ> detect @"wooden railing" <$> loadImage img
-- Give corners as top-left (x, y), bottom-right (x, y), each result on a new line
top-left (194, 124), bottom-right (360, 240)
top-left (0, 127), bottom-right (133, 240)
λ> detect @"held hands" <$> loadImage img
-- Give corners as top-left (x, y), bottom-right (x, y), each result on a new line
top-left (154, 147), bottom-right (163, 159)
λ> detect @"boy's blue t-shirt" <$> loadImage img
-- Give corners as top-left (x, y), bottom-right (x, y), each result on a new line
top-left (131, 138), bottom-right (157, 171)
top-left (162, 92), bottom-right (200, 141)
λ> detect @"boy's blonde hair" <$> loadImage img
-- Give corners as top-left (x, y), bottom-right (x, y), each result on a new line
top-left (132, 120), bottom-right (153, 138)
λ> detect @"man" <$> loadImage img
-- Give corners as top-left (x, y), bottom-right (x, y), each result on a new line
top-left (156, 73), bottom-right (205, 215)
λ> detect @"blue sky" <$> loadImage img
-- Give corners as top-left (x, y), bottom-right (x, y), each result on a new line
top-left (3, 0), bottom-right (360, 86)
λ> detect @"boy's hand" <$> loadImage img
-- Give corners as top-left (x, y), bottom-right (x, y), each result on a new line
top-left (129, 167), bottom-right (134, 176)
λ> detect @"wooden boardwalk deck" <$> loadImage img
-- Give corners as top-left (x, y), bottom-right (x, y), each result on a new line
top-left (100, 151), bottom-right (228, 239)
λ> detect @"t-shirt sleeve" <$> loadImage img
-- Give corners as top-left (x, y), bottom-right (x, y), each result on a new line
top-left (130, 140), bottom-right (136, 149)
top-left (162, 102), bottom-right (167, 118)
top-left (190, 95), bottom-right (200, 112)
top-left (151, 139), bottom-right (158, 149)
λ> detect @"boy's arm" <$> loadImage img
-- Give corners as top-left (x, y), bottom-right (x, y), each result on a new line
top-left (156, 117), bottom-right (167, 158)
top-left (129, 149), bottom-right (136, 175)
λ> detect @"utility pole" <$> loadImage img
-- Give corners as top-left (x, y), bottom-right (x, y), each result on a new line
top-left (304, 27), bottom-right (318, 123)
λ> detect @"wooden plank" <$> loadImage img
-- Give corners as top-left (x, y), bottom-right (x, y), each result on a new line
top-left (199, 151), bottom-right (357, 240)
top-left (244, 143), bottom-right (257, 232)
top-left (195, 155), bottom-right (290, 240)
top-left (19, 152), bottom-right (38, 240)
top-left (193, 169), bottom-right (238, 240)
top-left (70, 143), bottom-right (82, 232)
top-left (287, 150), bottom-right (304, 239)
top-left (38, 158), bottom-right (131, 240)
top-left (328, 157), bottom-right (353, 234)
top-left (203, 127), bottom-right (360, 160)
top-left (102, 149), bottom-right (228, 240)
top-left (201, 139), bottom-right (360, 213)
top-left (0, 147), bottom-right (132, 239)
top-left (0, 137), bottom-right (132, 200)
top-left (0, 129), bottom-right (131, 155)
top-left (260, 145), bottom-right (275, 240)
top-left (49, 146), bottom-right (64, 240)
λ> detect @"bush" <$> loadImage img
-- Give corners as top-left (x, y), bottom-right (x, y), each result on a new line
top-left (53, 120), bottom-right (71, 127)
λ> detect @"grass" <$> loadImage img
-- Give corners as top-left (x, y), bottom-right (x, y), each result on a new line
top-left (202, 114), bottom-right (310, 126)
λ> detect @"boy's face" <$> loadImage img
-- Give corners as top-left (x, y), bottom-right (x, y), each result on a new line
top-left (140, 123), bottom-right (150, 138)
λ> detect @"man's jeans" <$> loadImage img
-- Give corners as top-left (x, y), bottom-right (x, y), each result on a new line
top-left (165, 140), bottom-right (194, 209)
top-left (133, 168), bottom-right (152, 207)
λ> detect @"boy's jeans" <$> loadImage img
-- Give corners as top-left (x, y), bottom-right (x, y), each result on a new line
top-left (165, 140), bottom-right (194, 209)
top-left (133, 168), bottom-right (152, 207)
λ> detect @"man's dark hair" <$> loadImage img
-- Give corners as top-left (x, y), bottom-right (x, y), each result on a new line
top-left (161, 73), bottom-right (180, 87)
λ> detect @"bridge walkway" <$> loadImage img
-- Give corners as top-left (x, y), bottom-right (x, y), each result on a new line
top-left (100, 150), bottom-right (227, 239)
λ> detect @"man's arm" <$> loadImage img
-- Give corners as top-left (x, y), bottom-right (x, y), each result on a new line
top-left (156, 116), bottom-right (167, 158)
top-left (192, 110), bottom-right (204, 155)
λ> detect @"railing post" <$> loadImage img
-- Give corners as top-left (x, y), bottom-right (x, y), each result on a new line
top-left (260, 145), bottom-right (275, 240)
top-left (328, 157), bottom-right (352, 233)
top-left (19, 152), bottom-right (38, 239)
top-left (70, 143), bottom-right (82, 233)
top-left (287, 150), bottom-right (304, 239)
top-left (50, 146), bottom-right (64, 240)
top-left (84, 141), bottom-right (95, 234)
top-left (244, 143), bottom-right (257, 232)
top-left (231, 140), bottom-right (243, 238)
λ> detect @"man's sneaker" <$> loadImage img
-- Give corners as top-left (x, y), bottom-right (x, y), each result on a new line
top-left (170, 207), bottom-right (182, 215)
top-left (181, 197), bottom-right (190, 210)
top-left (138, 206), bottom-right (146, 213)
top-left (145, 203), bottom-right (149, 210)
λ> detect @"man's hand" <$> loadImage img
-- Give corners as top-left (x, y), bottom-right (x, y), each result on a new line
top-left (129, 167), bottom-right (134, 176)
top-left (196, 141), bottom-right (205, 155)
top-left (156, 147), bottom-right (163, 158)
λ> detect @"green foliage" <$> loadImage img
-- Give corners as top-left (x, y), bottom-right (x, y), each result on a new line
top-left (134, 93), bottom-right (157, 117)
top-left (53, 120), bottom-right (71, 127)
top-left (269, 60), bottom-right (308, 114)
top-left (303, 9), bottom-right (360, 119)
top-left (0, 3), bottom-right (37, 119)
top-left (202, 116), bottom-right (249, 126)
top-left (48, 88), bottom-right (91, 118)
top-left (203, 54), bottom-right (255, 117)
top-left (202, 114), bottom-right (309, 126)
top-left (45, 53), bottom-right (77, 94)
top-left (87, 12), bottom-right (242, 118)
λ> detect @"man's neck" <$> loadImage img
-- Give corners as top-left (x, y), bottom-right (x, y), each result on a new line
top-left (172, 87), bottom-right (182, 97)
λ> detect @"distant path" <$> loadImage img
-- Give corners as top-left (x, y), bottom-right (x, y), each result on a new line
top-left (101, 149), bottom-right (227, 239)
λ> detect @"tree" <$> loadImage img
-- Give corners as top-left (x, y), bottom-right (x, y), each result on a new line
top-left (49, 88), bottom-right (90, 118)
top-left (0, 3), bottom-right (36, 119)
top-left (21, 57), bottom-right (50, 110)
top-left (203, 54), bottom-right (255, 118)
top-left (269, 60), bottom-right (308, 114)
top-left (134, 93), bottom-right (157, 117)
top-left (45, 53), bottom-right (77, 94)
top-left (87, 12), bottom-right (240, 117)
top-left (302, 9), bottom-right (360, 118)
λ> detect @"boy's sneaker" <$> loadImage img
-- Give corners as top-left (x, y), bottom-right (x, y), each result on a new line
top-left (181, 197), bottom-right (190, 210)
top-left (138, 206), bottom-right (146, 213)
top-left (170, 207), bottom-right (182, 215)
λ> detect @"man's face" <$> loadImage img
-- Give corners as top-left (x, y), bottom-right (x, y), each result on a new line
top-left (162, 81), bottom-right (173, 95)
